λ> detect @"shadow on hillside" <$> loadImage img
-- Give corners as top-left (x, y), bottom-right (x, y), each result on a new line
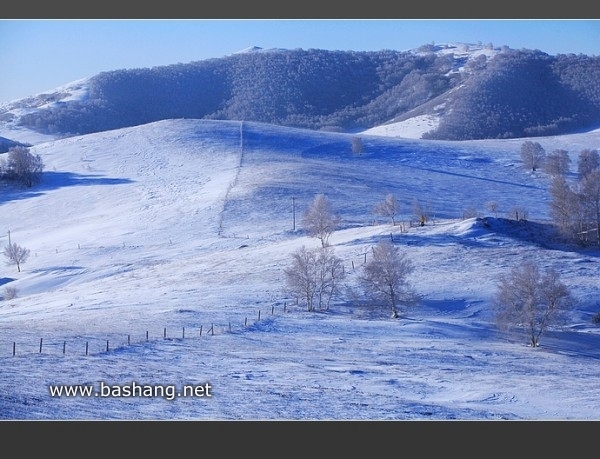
top-left (29, 266), bottom-right (86, 275)
top-left (416, 217), bottom-right (600, 258)
top-left (337, 217), bottom-right (600, 259)
top-left (402, 164), bottom-right (541, 190)
top-left (0, 278), bottom-right (15, 287)
top-left (0, 172), bottom-right (134, 206)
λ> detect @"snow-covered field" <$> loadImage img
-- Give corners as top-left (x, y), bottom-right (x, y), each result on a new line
top-left (1, 118), bottom-right (599, 420)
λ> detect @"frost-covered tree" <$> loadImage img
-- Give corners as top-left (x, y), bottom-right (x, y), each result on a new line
top-left (284, 246), bottom-right (318, 312)
top-left (373, 193), bottom-right (400, 225)
top-left (314, 246), bottom-right (345, 310)
top-left (301, 194), bottom-right (341, 247)
top-left (580, 168), bottom-right (600, 244)
top-left (577, 149), bottom-right (599, 179)
top-left (3, 241), bottom-right (30, 273)
top-left (3, 146), bottom-right (44, 187)
top-left (549, 168), bottom-right (600, 245)
top-left (284, 245), bottom-right (345, 311)
top-left (520, 141), bottom-right (546, 172)
top-left (412, 197), bottom-right (429, 226)
top-left (351, 136), bottom-right (364, 155)
top-left (549, 176), bottom-right (579, 239)
top-left (493, 261), bottom-right (573, 347)
top-left (543, 149), bottom-right (571, 177)
top-left (485, 200), bottom-right (499, 218)
top-left (359, 240), bottom-right (418, 318)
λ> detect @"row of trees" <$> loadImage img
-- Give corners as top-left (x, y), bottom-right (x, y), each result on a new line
top-left (284, 193), bottom-right (574, 347)
top-left (285, 194), bottom-right (419, 318)
top-left (523, 142), bottom-right (600, 246)
top-left (284, 238), bottom-right (418, 319)
top-left (517, 141), bottom-right (600, 246)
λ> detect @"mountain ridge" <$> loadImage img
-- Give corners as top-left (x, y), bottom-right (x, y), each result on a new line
top-left (2, 42), bottom-right (599, 147)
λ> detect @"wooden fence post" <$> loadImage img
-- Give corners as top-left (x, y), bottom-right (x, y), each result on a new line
top-left (39, 338), bottom-right (43, 353)
top-left (106, 340), bottom-right (109, 352)
top-left (199, 325), bottom-right (203, 336)
top-left (182, 327), bottom-right (185, 339)
top-left (13, 342), bottom-right (15, 356)
top-left (146, 331), bottom-right (149, 342)
top-left (128, 335), bottom-right (131, 345)
top-left (85, 342), bottom-right (89, 356)
top-left (63, 341), bottom-right (66, 354)
top-left (164, 327), bottom-right (167, 339)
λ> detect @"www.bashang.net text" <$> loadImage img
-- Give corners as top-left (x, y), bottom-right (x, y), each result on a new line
top-left (48, 381), bottom-right (212, 401)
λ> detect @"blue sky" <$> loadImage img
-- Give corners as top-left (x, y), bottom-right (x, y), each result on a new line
top-left (1, 19), bottom-right (599, 103)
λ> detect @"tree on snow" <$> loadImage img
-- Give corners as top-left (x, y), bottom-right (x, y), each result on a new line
top-left (543, 149), bottom-right (571, 177)
top-left (3, 241), bottom-right (30, 273)
top-left (351, 136), bottom-right (364, 156)
top-left (284, 245), bottom-right (345, 312)
top-left (580, 168), bottom-right (600, 245)
top-left (301, 194), bottom-right (341, 248)
top-left (359, 239), bottom-right (419, 319)
top-left (577, 149), bottom-right (599, 179)
top-left (374, 193), bottom-right (400, 225)
top-left (520, 140), bottom-right (545, 172)
top-left (2, 146), bottom-right (44, 187)
top-left (493, 260), bottom-right (574, 347)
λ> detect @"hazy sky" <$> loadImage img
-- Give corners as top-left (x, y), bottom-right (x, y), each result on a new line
top-left (1, 19), bottom-right (599, 103)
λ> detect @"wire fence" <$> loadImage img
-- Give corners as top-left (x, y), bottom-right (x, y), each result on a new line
top-left (4, 302), bottom-right (291, 358)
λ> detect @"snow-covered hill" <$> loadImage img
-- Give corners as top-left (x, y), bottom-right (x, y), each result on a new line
top-left (1, 118), bottom-right (600, 420)
top-left (0, 42), bottom-right (504, 146)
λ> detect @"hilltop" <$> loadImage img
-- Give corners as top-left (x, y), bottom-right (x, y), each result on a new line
top-left (2, 43), bottom-right (600, 146)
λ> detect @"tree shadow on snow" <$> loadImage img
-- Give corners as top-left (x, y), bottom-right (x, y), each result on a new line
top-left (0, 172), bottom-right (134, 206)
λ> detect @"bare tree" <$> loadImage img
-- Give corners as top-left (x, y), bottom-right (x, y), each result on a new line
top-left (301, 194), bottom-right (340, 247)
top-left (550, 169), bottom-right (600, 245)
top-left (373, 193), bottom-right (400, 225)
top-left (315, 246), bottom-right (345, 310)
top-left (493, 261), bottom-right (574, 347)
top-left (580, 169), bottom-right (600, 245)
top-left (2, 286), bottom-right (17, 301)
top-left (359, 240), bottom-right (418, 318)
top-left (284, 245), bottom-right (345, 312)
top-left (3, 241), bottom-right (30, 273)
top-left (462, 206), bottom-right (479, 219)
top-left (549, 176), bottom-right (579, 240)
top-left (577, 149), bottom-right (599, 179)
top-left (520, 141), bottom-right (546, 172)
top-left (351, 136), bottom-right (364, 156)
top-left (485, 200), bottom-right (499, 218)
top-left (284, 246), bottom-right (318, 311)
top-left (543, 149), bottom-right (571, 177)
top-left (412, 198), bottom-right (429, 226)
top-left (4, 146), bottom-right (44, 187)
